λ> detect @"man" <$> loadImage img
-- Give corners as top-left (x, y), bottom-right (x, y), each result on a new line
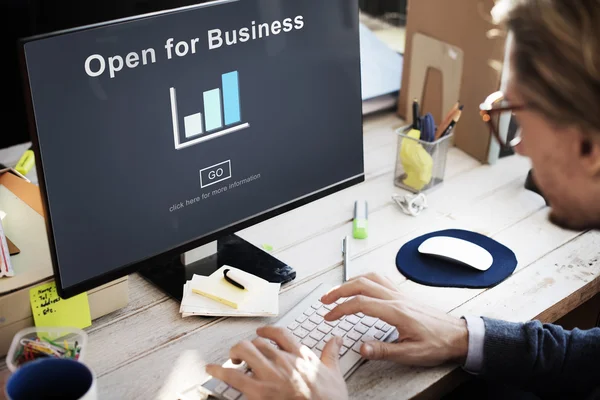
top-left (206, 0), bottom-right (600, 398)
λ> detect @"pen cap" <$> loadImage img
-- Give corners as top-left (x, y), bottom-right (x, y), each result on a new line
top-left (224, 268), bottom-right (254, 290)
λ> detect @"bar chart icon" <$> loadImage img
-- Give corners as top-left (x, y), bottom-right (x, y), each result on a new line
top-left (170, 70), bottom-right (249, 150)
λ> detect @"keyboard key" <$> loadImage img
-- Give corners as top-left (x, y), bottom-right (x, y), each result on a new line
top-left (375, 321), bottom-right (385, 330)
top-left (313, 349), bottom-right (322, 358)
top-left (287, 322), bottom-right (299, 331)
top-left (223, 387), bottom-right (241, 400)
top-left (352, 341), bottom-right (363, 353)
top-left (317, 323), bottom-right (332, 334)
top-left (214, 382), bottom-right (229, 394)
top-left (311, 302), bottom-right (322, 309)
top-left (323, 303), bottom-right (336, 310)
top-left (361, 317), bottom-right (377, 327)
top-left (345, 315), bottom-right (360, 325)
top-left (293, 327), bottom-right (310, 339)
top-left (323, 333), bottom-right (333, 343)
top-left (361, 335), bottom-right (375, 343)
top-left (325, 319), bottom-right (339, 327)
top-left (316, 308), bottom-right (329, 317)
top-left (316, 341), bottom-right (326, 351)
top-left (302, 337), bottom-right (318, 348)
top-left (296, 315), bottom-right (308, 324)
top-left (310, 330), bottom-right (326, 341)
top-left (335, 297), bottom-right (347, 305)
top-left (354, 324), bottom-right (368, 334)
top-left (301, 321), bottom-right (317, 331)
top-left (381, 323), bottom-right (392, 332)
top-left (332, 328), bottom-right (346, 337)
top-left (347, 330), bottom-right (362, 342)
top-left (339, 346), bottom-right (349, 356)
top-left (303, 308), bottom-right (316, 317)
top-left (343, 337), bottom-right (355, 348)
top-left (356, 312), bottom-right (365, 318)
top-left (309, 315), bottom-right (324, 325)
top-left (375, 331), bottom-right (384, 340)
top-left (338, 321), bottom-right (354, 331)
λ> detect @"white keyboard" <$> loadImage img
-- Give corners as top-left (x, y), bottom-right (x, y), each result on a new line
top-left (188, 283), bottom-right (397, 400)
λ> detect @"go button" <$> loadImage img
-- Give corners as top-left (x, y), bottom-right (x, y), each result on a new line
top-left (200, 160), bottom-right (232, 188)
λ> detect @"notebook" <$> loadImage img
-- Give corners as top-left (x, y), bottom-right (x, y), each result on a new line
top-left (179, 266), bottom-right (280, 318)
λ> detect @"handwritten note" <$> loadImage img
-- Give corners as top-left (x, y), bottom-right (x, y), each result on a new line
top-left (29, 282), bottom-right (91, 329)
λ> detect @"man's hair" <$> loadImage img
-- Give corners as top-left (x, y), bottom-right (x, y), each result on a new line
top-left (492, 0), bottom-right (600, 133)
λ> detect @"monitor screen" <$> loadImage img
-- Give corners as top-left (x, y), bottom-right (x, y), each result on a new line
top-left (21, 0), bottom-right (364, 297)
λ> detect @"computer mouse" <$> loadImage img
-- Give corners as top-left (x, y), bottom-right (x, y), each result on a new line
top-left (417, 236), bottom-right (493, 271)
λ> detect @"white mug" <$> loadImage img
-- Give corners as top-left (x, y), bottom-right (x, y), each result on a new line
top-left (5, 358), bottom-right (97, 400)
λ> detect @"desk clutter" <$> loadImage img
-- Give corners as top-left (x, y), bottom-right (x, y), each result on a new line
top-left (394, 100), bottom-right (462, 193)
top-left (180, 266), bottom-right (280, 317)
top-left (6, 326), bottom-right (88, 372)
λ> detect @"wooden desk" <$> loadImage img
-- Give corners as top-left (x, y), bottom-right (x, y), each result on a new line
top-left (2, 112), bottom-right (598, 399)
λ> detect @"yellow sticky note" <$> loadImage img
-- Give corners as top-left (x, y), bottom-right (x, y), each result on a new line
top-left (29, 282), bottom-right (92, 329)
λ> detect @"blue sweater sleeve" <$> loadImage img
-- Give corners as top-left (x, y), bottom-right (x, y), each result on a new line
top-left (480, 317), bottom-right (600, 398)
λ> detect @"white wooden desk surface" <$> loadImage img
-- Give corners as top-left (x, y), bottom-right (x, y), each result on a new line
top-left (2, 111), bottom-right (599, 399)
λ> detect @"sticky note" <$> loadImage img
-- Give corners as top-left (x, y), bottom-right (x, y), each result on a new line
top-left (29, 282), bottom-right (92, 329)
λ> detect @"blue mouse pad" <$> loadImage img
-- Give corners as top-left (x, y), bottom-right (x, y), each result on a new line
top-left (396, 229), bottom-right (517, 288)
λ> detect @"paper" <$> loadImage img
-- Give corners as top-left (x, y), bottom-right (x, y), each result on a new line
top-left (180, 266), bottom-right (280, 318)
top-left (0, 217), bottom-right (14, 277)
top-left (359, 23), bottom-right (403, 100)
top-left (29, 282), bottom-right (92, 329)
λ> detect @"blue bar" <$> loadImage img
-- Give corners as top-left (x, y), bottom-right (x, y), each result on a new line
top-left (203, 89), bottom-right (222, 131)
top-left (222, 71), bottom-right (241, 125)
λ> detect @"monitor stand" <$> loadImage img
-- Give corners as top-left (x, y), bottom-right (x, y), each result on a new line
top-left (138, 234), bottom-right (296, 302)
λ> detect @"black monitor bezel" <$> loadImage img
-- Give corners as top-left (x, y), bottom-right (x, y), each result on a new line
top-left (18, 0), bottom-right (364, 299)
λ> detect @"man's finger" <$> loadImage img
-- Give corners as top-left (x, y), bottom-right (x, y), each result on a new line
top-left (253, 338), bottom-right (295, 372)
top-left (206, 364), bottom-right (257, 393)
top-left (320, 335), bottom-right (343, 371)
top-left (350, 272), bottom-right (397, 292)
top-left (256, 326), bottom-right (302, 356)
top-left (320, 277), bottom-right (396, 305)
top-left (360, 340), bottom-right (413, 362)
top-left (229, 340), bottom-right (276, 379)
top-left (324, 295), bottom-right (398, 323)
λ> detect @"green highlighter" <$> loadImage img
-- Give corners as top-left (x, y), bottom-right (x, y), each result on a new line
top-left (353, 200), bottom-right (368, 239)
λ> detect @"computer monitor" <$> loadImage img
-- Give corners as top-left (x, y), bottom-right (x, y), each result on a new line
top-left (19, 0), bottom-right (364, 300)
top-left (2, 0), bottom-right (209, 150)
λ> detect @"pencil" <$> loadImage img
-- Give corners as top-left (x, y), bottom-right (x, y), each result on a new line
top-left (441, 106), bottom-right (464, 137)
top-left (435, 101), bottom-right (460, 140)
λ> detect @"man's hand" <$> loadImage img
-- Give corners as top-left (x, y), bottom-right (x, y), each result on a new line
top-left (320, 273), bottom-right (469, 367)
top-left (206, 326), bottom-right (349, 400)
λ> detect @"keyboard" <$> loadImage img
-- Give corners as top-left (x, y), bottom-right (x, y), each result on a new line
top-left (182, 283), bottom-right (397, 400)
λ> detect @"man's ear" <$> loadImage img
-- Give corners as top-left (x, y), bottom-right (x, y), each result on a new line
top-left (579, 133), bottom-right (600, 177)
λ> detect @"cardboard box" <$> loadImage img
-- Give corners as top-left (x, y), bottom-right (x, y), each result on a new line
top-left (398, 0), bottom-right (507, 163)
top-left (0, 169), bottom-right (128, 356)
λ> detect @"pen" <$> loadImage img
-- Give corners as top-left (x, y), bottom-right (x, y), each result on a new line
top-left (412, 98), bottom-right (420, 130)
top-left (342, 236), bottom-right (350, 282)
top-left (223, 268), bottom-right (245, 290)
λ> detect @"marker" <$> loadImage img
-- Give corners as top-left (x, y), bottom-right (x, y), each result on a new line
top-left (353, 200), bottom-right (368, 239)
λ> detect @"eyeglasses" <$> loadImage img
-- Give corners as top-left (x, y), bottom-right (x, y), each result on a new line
top-left (479, 91), bottom-right (526, 149)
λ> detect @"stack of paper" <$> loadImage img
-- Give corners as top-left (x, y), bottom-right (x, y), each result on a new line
top-left (179, 266), bottom-right (280, 318)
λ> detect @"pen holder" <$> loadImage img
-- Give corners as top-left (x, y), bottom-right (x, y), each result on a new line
top-left (394, 125), bottom-right (453, 193)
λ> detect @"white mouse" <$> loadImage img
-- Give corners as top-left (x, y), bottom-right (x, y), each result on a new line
top-left (418, 236), bottom-right (493, 271)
